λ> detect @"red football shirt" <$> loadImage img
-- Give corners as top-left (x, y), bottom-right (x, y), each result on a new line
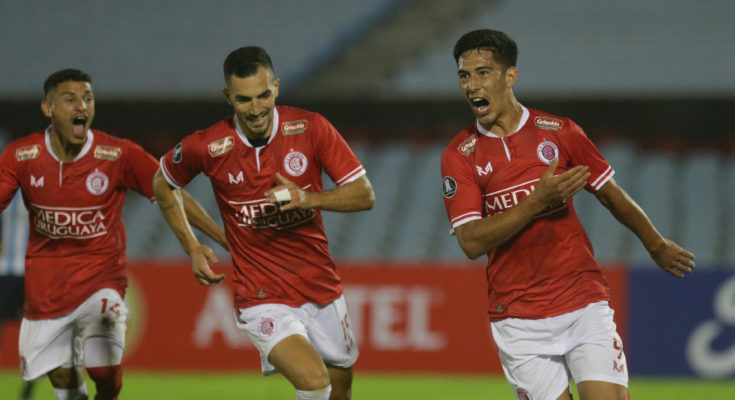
top-left (160, 106), bottom-right (365, 309)
top-left (441, 106), bottom-right (614, 321)
top-left (0, 128), bottom-right (158, 319)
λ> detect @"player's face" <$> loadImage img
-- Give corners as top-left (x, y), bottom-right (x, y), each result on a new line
top-left (224, 66), bottom-right (280, 139)
top-left (41, 80), bottom-right (95, 146)
top-left (457, 49), bottom-right (517, 130)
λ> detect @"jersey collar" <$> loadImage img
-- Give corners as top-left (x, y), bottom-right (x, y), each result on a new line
top-left (234, 108), bottom-right (280, 148)
top-left (476, 105), bottom-right (529, 138)
top-left (44, 125), bottom-right (94, 162)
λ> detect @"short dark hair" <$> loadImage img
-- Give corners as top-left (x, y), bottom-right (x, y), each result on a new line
top-left (453, 29), bottom-right (518, 69)
top-left (43, 69), bottom-right (92, 96)
top-left (223, 46), bottom-right (274, 82)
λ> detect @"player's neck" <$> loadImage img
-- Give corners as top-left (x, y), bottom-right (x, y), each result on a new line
top-left (482, 98), bottom-right (523, 137)
top-left (49, 129), bottom-right (85, 162)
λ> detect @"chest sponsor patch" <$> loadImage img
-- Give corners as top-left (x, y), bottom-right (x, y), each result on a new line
top-left (230, 198), bottom-right (315, 230)
top-left (282, 120), bottom-right (307, 135)
top-left (94, 145), bottom-right (121, 161)
top-left (536, 140), bottom-right (559, 164)
top-left (208, 136), bottom-right (234, 157)
top-left (442, 176), bottom-right (457, 198)
top-left (86, 170), bottom-right (110, 195)
top-left (457, 134), bottom-right (477, 156)
top-left (283, 150), bottom-right (308, 176)
top-left (16, 145), bottom-right (41, 161)
top-left (534, 116), bottom-right (563, 130)
top-left (30, 203), bottom-right (108, 239)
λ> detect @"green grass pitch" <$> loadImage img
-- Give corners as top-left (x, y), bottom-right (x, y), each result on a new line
top-left (2, 369), bottom-right (734, 399)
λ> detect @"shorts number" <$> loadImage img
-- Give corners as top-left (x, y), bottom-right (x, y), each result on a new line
top-left (100, 298), bottom-right (121, 318)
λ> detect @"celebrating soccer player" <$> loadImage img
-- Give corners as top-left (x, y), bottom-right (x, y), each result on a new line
top-left (153, 47), bottom-right (375, 400)
top-left (440, 30), bottom-right (696, 400)
top-left (0, 69), bottom-right (226, 400)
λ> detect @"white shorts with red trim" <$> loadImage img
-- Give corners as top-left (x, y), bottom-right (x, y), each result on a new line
top-left (18, 288), bottom-right (128, 381)
top-left (235, 295), bottom-right (358, 376)
top-left (491, 301), bottom-right (628, 400)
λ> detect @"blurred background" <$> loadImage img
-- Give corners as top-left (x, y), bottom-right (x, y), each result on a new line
top-left (2, 0), bottom-right (735, 386)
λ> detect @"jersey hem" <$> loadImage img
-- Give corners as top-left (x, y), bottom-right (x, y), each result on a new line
top-left (234, 291), bottom-right (342, 311)
top-left (488, 297), bottom-right (610, 322)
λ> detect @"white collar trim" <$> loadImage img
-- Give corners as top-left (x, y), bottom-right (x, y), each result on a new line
top-left (476, 105), bottom-right (529, 138)
top-left (44, 126), bottom-right (94, 162)
top-left (234, 108), bottom-right (279, 148)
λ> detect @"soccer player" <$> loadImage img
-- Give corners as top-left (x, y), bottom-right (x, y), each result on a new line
top-left (153, 46), bottom-right (374, 400)
top-left (0, 69), bottom-right (227, 400)
top-left (440, 30), bottom-right (695, 400)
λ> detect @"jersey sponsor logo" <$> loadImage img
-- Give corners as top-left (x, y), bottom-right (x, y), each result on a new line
top-left (283, 150), bottom-right (308, 176)
top-left (282, 119), bottom-right (307, 135)
top-left (30, 175), bottom-right (44, 187)
top-left (231, 198), bottom-right (315, 230)
top-left (173, 143), bottom-right (183, 163)
top-left (86, 170), bottom-right (109, 195)
top-left (442, 176), bottom-right (457, 198)
top-left (30, 203), bottom-right (108, 239)
top-left (476, 161), bottom-right (493, 176)
top-left (93, 145), bottom-right (121, 161)
top-left (536, 140), bottom-right (559, 164)
top-left (534, 116), bottom-right (563, 131)
top-left (208, 136), bottom-right (234, 157)
top-left (457, 134), bottom-right (477, 156)
top-left (228, 171), bottom-right (244, 184)
top-left (15, 145), bottom-right (40, 161)
top-left (485, 178), bottom-right (566, 217)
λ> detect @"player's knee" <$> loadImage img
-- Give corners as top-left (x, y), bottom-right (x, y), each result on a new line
top-left (48, 367), bottom-right (84, 389)
top-left (296, 370), bottom-right (330, 392)
top-left (86, 365), bottom-right (122, 400)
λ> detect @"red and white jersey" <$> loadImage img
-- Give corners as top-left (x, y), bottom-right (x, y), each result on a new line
top-left (0, 128), bottom-right (158, 319)
top-left (160, 106), bottom-right (365, 309)
top-left (441, 106), bottom-right (614, 321)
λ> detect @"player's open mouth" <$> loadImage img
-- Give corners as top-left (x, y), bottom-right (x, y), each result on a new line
top-left (72, 117), bottom-right (87, 138)
top-left (248, 114), bottom-right (268, 127)
top-left (471, 98), bottom-right (490, 116)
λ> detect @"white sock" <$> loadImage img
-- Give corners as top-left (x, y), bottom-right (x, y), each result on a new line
top-left (52, 383), bottom-right (88, 400)
top-left (295, 384), bottom-right (331, 400)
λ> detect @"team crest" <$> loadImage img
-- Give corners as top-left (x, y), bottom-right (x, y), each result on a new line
top-left (457, 134), bottom-right (477, 156)
top-left (534, 116), bottom-right (563, 130)
top-left (259, 317), bottom-right (277, 337)
top-left (282, 120), bottom-right (307, 135)
top-left (16, 145), bottom-right (41, 161)
top-left (536, 140), bottom-right (559, 165)
top-left (86, 170), bottom-right (109, 195)
top-left (208, 136), bottom-right (234, 157)
top-left (442, 176), bottom-right (457, 198)
top-left (284, 150), bottom-right (308, 176)
top-left (94, 145), bottom-right (121, 161)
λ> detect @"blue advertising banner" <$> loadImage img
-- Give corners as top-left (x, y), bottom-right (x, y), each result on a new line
top-left (629, 269), bottom-right (735, 378)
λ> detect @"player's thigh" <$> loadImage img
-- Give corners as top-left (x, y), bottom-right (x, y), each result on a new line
top-left (18, 315), bottom-right (76, 381)
top-left (77, 288), bottom-right (128, 341)
top-left (498, 351), bottom-right (572, 400)
top-left (269, 334), bottom-right (330, 390)
top-left (304, 296), bottom-right (359, 370)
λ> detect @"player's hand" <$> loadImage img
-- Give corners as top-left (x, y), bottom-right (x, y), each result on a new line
top-left (531, 159), bottom-right (590, 207)
top-left (649, 239), bottom-right (696, 278)
top-left (265, 172), bottom-right (313, 211)
top-left (188, 244), bottom-right (226, 286)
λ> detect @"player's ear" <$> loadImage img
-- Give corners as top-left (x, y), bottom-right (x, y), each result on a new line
top-left (41, 99), bottom-right (53, 118)
top-left (273, 78), bottom-right (280, 99)
top-left (222, 87), bottom-right (233, 105)
top-left (504, 66), bottom-right (518, 89)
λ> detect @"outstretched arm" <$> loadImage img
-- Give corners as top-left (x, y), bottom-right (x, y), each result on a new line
top-left (594, 178), bottom-right (695, 277)
top-left (455, 159), bottom-right (590, 259)
top-left (265, 173), bottom-right (375, 212)
top-left (153, 169), bottom-right (226, 286)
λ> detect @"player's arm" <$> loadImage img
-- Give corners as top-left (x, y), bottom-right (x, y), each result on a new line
top-left (594, 178), bottom-right (695, 277)
top-left (265, 173), bottom-right (375, 212)
top-left (153, 169), bottom-right (225, 286)
top-left (455, 159), bottom-right (590, 259)
top-left (179, 190), bottom-right (228, 250)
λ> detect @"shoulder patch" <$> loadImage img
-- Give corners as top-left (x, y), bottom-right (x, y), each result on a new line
top-left (457, 134), bottom-right (477, 156)
top-left (534, 116), bottom-right (564, 131)
top-left (94, 145), bottom-right (122, 161)
top-left (208, 136), bottom-right (234, 157)
top-left (16, 145), bottom-right (41, 161)
top-left (442, 176), bottom-right (457, 198)
top-left (282, 120), bottom-right (307, 135)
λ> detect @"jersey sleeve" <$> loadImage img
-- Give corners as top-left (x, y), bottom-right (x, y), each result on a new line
top-left (440, 147), bottom-right (484, 233)
top-left (312, 113), bottom-right (365, 186)
top-left (563, 120), bottom-right (614, 192)
top-left (0, 144), bottom-right (20, 212)
top-left (121, 140), bottom-right (159, 201)
top-left (159, 132), bottom-right (205, 189)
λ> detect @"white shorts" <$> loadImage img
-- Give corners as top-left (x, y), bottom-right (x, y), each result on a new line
top-left (235, 295), bottom-right (359, 376)
top-left (491, 301), bottom-right (628, 400)
top-left (19, 288), bottom-right (128, 381)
